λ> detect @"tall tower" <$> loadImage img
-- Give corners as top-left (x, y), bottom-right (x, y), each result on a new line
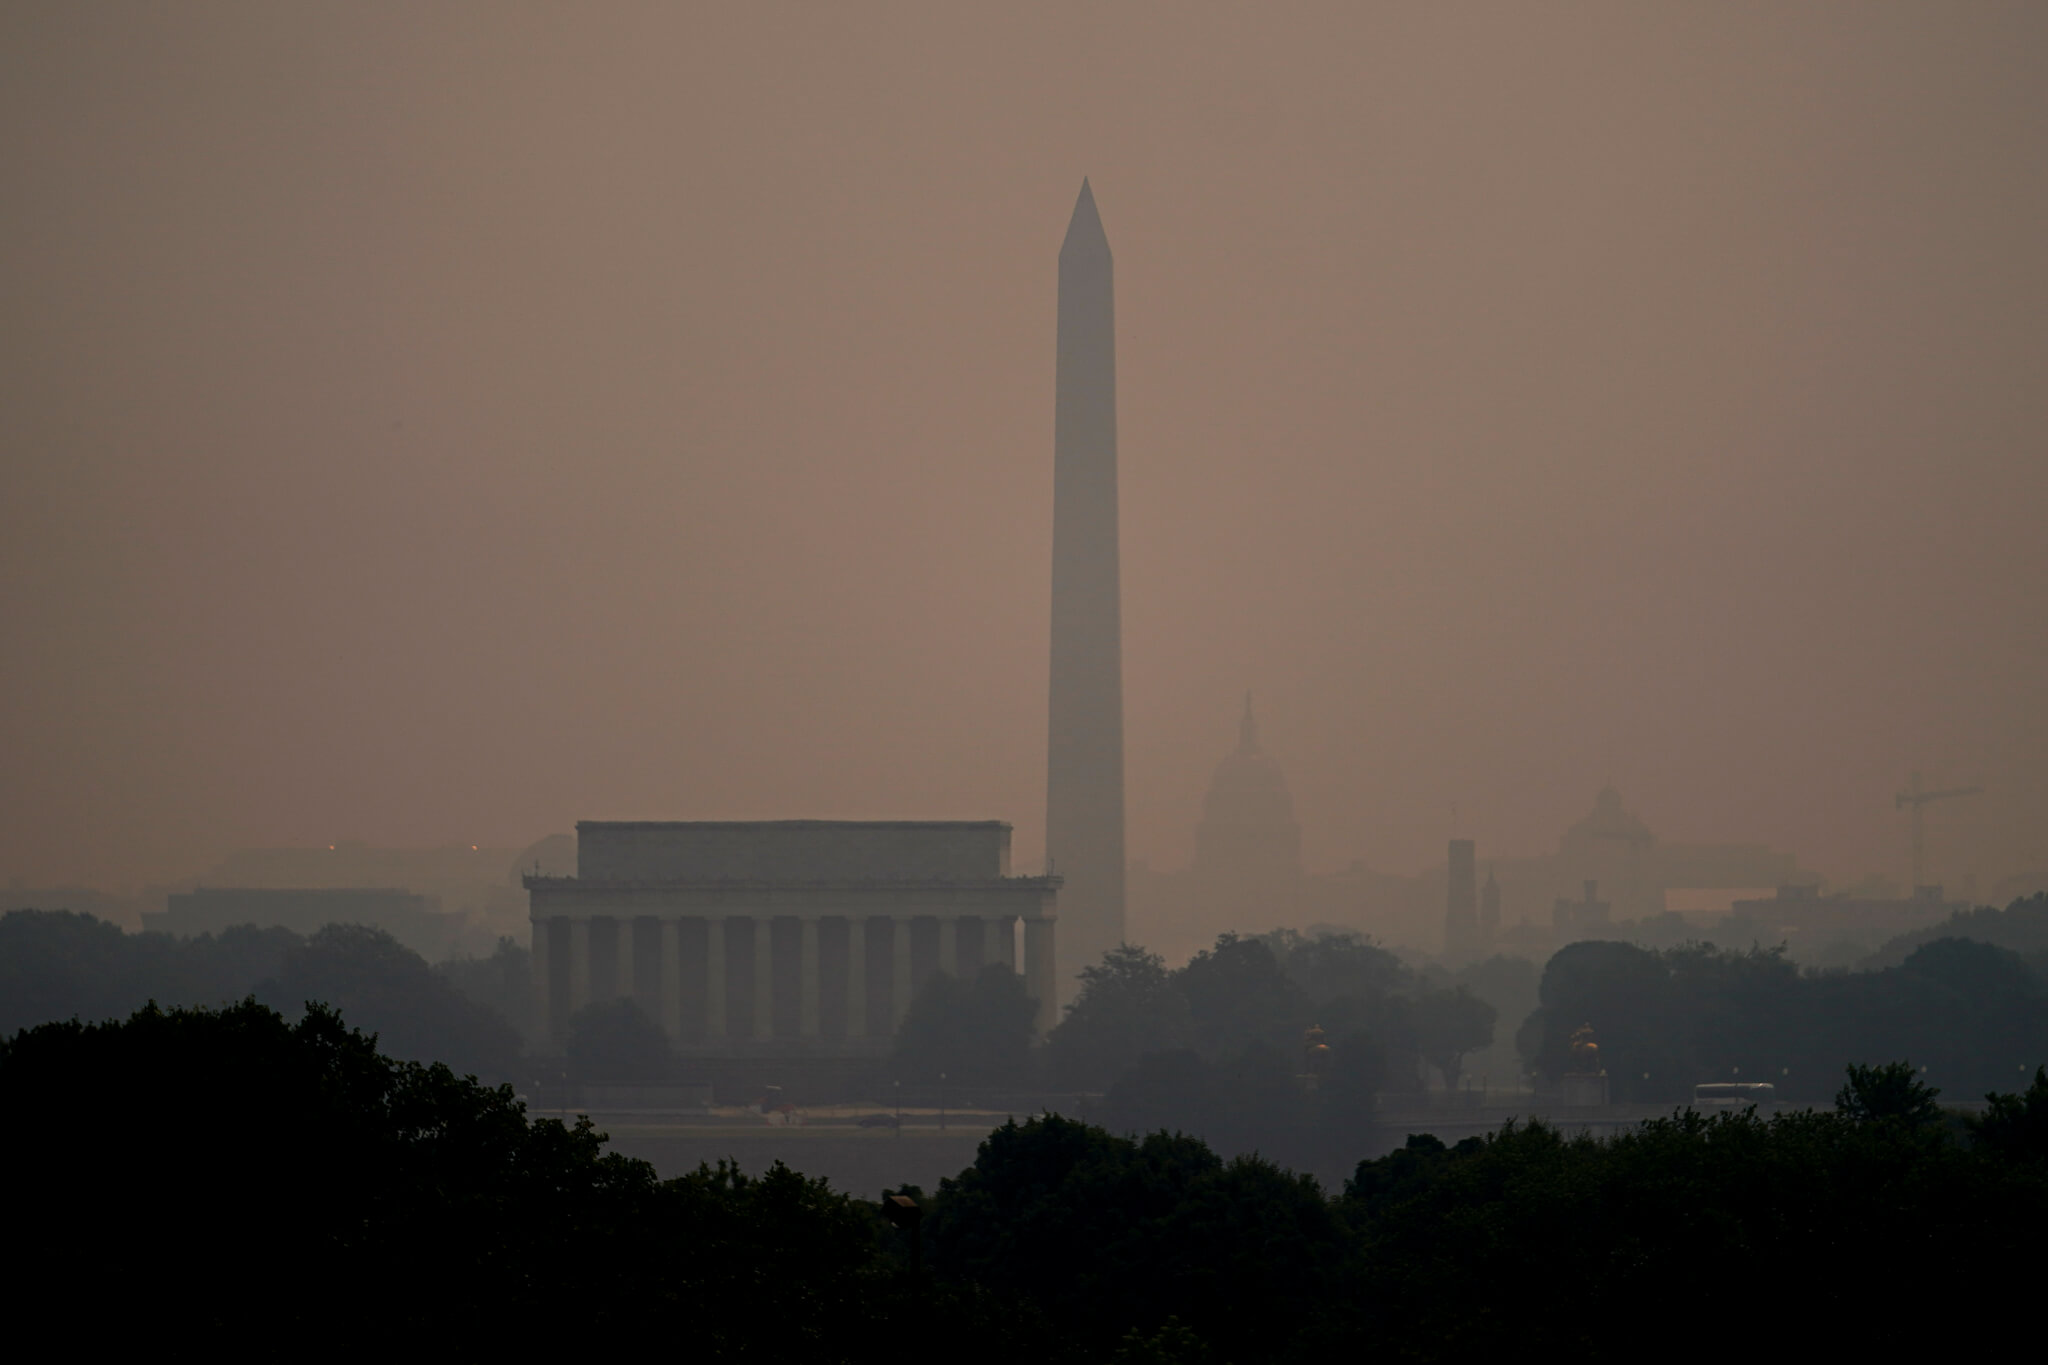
top-left (1046, 179), bottom-right (1125, 992)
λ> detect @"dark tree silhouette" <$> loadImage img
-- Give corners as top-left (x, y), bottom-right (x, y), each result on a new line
top-left (1835, 1059), bottom-right (1943, 1127)
top-left (1410, 985), bottom-right (1496, 1089)
top-left (565, 997), bottom-right (672, 1084)
top-left (260, 922), bottom-right (522, 1080)
top-left (1047, 943), bottom-right (1191, 1088)
top-left (894, 963), bottom-right (1038, 1086)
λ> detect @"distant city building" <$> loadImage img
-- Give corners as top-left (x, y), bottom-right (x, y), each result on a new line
top-left (524, 821), bottom-right (1060, 1055)
top-left (1421, 786), bottom-right (1813, 943)
top-left (1553, 880), bottom-right (1612, 938)
top-left (145, 886), bottom-right (458, 956)
top-left (1135, 769), bottom-right (1816, 964)
top-left (178, 841), bottom-right (533, 948)
top-left (1556, 786), bottom-right (1655, 916)
top-left (1726, 883), bottom-right (1958, 957)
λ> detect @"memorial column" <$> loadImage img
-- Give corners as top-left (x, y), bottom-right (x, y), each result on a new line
top-left (799, 917), bottom-right (820, 1037)
top-left (705, 917), bottom-right (726, 1039)
top-left (892, 916), bottom-right (913, 1027)
top-left (615, 918), bottom-right (636, 1003)
top-left (752, 919), bottom-right (774, 1040)
top-left (531, 918), bottom-right (554, 1038)
top-left (846, 917), bottom-right (868, 1038)
top-left (659, 917), bottom-right (682, 1041)
top-left (569, 917), bottom-right (592, 1015)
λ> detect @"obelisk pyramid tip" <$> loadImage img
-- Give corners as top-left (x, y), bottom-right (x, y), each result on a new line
top-left (1062, 177), bottom-right (1109, 256)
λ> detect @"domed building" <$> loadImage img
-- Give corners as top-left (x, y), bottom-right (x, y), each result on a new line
top-left (1556, 784), bottom-right (1656, 920)
top-left (1190, 696), bottom-right (1304, 929)
top-left (1560, 784), bottom-right (1656, 859)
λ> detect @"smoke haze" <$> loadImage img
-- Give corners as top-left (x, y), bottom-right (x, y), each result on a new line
top-left (4, 3), bottom-right (2044, 895)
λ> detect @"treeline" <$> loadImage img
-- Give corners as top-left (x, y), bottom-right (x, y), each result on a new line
top-left (15, 897), bottom-right (2048, 1127)
top-left (1861, 890), bottom-right (2048, 969)
top-left (6, 998), bottom-right (2044, 1357)
top-left (1524, 913), bottom-right (2048, 1102)
top-left (0, 909), bottom-right (528, 1079)
top-left (891, 930), bottom-right (1509, 1162)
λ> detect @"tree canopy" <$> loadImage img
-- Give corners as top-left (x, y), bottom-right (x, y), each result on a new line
top-left (565, 996), bottom-right (673, 1084)
top-left (0, 909), bottom-right (525, 1079)
top-left (8, 1000), bottom-right (2047, 1360)
top-left (260, 921), bottom-right (523, 1079)
top-left (0, 998), bottom-right (943, 1357)
top-left (893, 962), bottom-right (1039, 1085)
top-left (1520, 933), bottom-right (2048, 1101)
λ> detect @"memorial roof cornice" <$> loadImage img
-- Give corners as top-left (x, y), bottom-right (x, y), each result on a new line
top-left (574, 819), bottom-right (1013, 831)
top-left (523, 875), bottom-right (1061, 892)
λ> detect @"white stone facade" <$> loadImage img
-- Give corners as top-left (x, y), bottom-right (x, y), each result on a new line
top-left (527, 821), bottom-right (1059, 1054)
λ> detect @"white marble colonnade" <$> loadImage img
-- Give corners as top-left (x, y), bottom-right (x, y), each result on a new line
top-left (533, 912), bottom-right (1053, 1047)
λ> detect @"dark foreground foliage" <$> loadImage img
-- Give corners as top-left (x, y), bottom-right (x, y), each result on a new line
top-left (0, 1000), bottom-right (977, 1357)
top-left (8, 1001), bottom-right (2048, 1359)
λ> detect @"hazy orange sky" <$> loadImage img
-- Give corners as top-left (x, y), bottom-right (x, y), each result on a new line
top-left (4, 3), bottom-right (2044, 895)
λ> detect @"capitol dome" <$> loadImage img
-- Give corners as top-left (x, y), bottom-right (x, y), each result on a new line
top-left (1561, 784), bottom-right (1656, 853)
top-left (1193, 696), bottom-right (1302, 881)
top-left (1201, 695), bottom-right (1298, 827)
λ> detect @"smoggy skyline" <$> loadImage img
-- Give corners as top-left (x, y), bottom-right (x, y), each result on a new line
top-left (4, 4), bottom-right (2045, 895)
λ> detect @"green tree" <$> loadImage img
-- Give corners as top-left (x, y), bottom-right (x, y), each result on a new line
top-left (1410, 985), bottom-right (1496, 1089)
top-left (0, 908), bottom-right (299, 1037)
top-left (565, 997), bottom-right (672, 1084)
top-left (926, 1115), bottom-right (1344, 1365)
top-left (1110, 1316), bottom-right (1213, 1365)
top-left (1047, 943), bottom-right (1191, 1088)
top-left (262, 922), bottom-right (523, 1079)
top-left (1315, 1028), bottom-right (1387, 1142)
top-left (1266, 928), bottom-right (1410, 1006)
top-left (1970, 1065), bottom-right (2048, 1163)
top-left (1098, 1040), bottom-right (1312, 1160)
top-left (1176, 933), bottom-right (1309, 1060)
top-left (437, 935), bottom-right (536, 1039)
top-left (1835, 1060), bottom-right (1943, 1126)
top-left (1, 997), bottom-right (978, 1356)
top-left (0, 999), bottom-right (656, 1350)
top-left (894, 963), bottom-right (1038, 1086)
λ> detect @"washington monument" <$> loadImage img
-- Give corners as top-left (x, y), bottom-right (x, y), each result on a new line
top-left (1046, 179), bottom-right (1125, 991)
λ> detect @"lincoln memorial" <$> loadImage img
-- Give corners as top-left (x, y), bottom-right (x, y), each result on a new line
top-left (526, 821), bottom-right (1060, 1054)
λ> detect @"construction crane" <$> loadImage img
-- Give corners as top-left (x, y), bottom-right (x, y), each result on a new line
top-left (1894, 770), bottom-right (1982, 896)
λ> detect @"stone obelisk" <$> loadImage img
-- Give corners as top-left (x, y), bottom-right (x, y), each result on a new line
top-left (1046, 179), bottom-right (1125, 996)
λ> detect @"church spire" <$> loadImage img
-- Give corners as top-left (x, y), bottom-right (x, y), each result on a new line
top-left (1239, 692), bottom-right (1260, 754)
